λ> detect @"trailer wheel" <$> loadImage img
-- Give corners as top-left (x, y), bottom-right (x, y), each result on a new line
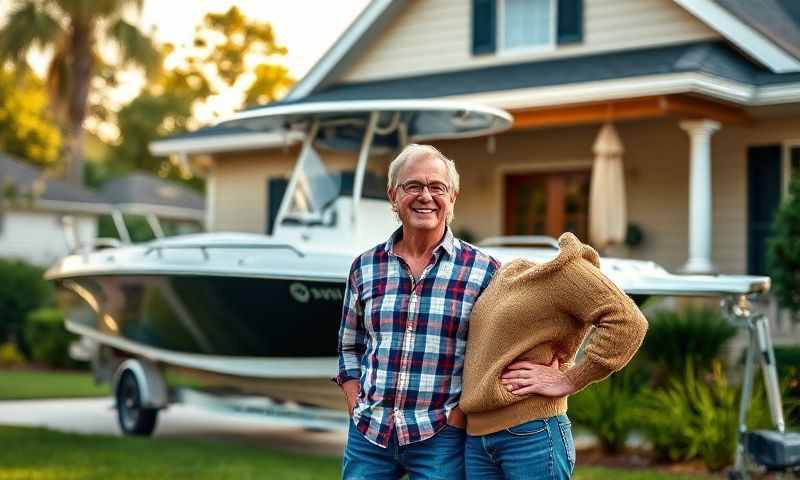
top-left (116, 369), bottom-right (158, 436)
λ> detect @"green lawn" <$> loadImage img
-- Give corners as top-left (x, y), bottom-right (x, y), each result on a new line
top-left (0, 426), bottom-right (714, 480)
top-left (0, 369), bottom-right (109, 400)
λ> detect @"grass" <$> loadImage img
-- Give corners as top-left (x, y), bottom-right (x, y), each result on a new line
top-left (0, 426), bottom-right (715, 480)
top-left (0, 369), bottom-right (109, 400)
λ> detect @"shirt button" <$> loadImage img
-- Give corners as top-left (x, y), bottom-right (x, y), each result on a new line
top-left (407, 324), bottom-right (413, 331)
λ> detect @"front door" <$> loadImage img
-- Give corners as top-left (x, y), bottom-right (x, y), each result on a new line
top-left (504, 170), bottom-right (591, 240)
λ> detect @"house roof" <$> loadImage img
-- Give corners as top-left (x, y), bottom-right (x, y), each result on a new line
top-left (152, 0), bottom-right (800, 155)
top-left (99, 172), bottom-right (204, 218)
top-left (0, 153), bottom-right (204, 220)
top-left (293, 41), bottom-right (800, 102)
top-left (152, 40), bottom-right (800, 153)
top-left (286, 0), bottom-right (800, 100)
top-left (0, 153), bottom-right (108, 209)
top-left (713, 0), bottom-right (800, 62)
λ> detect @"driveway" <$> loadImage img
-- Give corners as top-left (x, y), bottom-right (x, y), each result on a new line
top-left (0, 397), bottom-right (347, 457)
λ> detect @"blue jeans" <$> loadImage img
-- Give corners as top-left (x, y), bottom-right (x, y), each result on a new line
top-left (465, 415), bottom-right (575, 480)
top-left (342, 421), bottom-right (466, 479)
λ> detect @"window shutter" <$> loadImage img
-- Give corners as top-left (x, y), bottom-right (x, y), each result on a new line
top-left (557, 0), bottom-right (583, 44)
top-left (472, 0), bottom-right (496, 55)
top-left (747, 145), bottom-right (782, 275)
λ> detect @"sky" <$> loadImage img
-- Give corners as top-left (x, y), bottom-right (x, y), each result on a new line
top-left (13, 0), bottom-right (371, 129)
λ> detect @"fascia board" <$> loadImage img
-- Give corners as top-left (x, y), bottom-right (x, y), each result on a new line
top-left (673, 0), bottom-right (800, 73)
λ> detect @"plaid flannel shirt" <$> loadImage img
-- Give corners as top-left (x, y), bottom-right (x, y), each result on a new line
top-left (335, 227), bottom-right (499, 447)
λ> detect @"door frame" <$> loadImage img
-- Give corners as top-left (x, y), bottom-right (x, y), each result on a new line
top-left (494, 160), bottom-right (592, 238)
top-left (783, 140), bottom-right (800, 198)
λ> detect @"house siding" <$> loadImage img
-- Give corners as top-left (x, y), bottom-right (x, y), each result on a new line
top-left (340, 0), bottom-right (719, 84)
top-left (209, 148), bottom-right (390, 233)
top-left (210, 149), bottom-right (296, 233)
top-left (0, 211), bottom-right (96, 266)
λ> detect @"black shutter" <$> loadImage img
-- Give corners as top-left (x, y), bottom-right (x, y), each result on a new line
top-left (266, 177), bottom-right (288, 235)
top-left (557, 0), bottom-right (583, 44)
top-left (472, 0), bottom-right (496, 55)
top-left (747, 145), bottom-right (782, 275)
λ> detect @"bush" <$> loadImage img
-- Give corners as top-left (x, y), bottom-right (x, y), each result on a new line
top-left (569, 368), bottom-right (645, 454)
top-left (0, 341), bottom-right (26, 367)
top-left (635, 360), bottom-right (773, 471)
top-left (775, 346), bottom-right (800, 425)
top-left (23, 308), bottom-right (76, 368)
top-left (767, 174), bottom-right (800, 315)
top-left (0, 258), bottom-right (52, 350)
top-left (637, 306), bottom-right (736, 385)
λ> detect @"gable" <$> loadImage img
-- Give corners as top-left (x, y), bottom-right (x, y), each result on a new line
top-left (332, 0), bottom-right (719, 85)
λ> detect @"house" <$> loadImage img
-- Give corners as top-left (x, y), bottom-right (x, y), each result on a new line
top-left (0, 154), bottom-right (205, 265)
top-left (150, 0), bottom-right (800, 282)
top-left (0, 153), bottom-right (107, 266)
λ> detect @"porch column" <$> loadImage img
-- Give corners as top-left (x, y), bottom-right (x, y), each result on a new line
top-left (679, 119), bottom-right (720, 274)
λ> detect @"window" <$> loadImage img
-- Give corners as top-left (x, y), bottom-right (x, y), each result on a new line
top-left (471, 0), bottom-right (582, 56)
top-left (500, 0), bottom-right (555, 51)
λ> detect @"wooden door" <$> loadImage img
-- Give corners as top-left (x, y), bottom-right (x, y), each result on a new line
top-left (504, 170), bottom-right (590, 241)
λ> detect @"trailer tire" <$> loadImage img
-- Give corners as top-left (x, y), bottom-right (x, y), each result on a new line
top-left (116, 369), bottom-right (158, 436)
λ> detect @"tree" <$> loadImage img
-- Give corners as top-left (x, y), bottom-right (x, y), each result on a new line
top-left (0, 0), bottom-right (159, 184)
top-left (767, 174), bottom-right (800, 317)
top-left (0, 68), bottom-right (61, 165)
top-left (196, 6), bottom-right (293, 105)
top-left (106, 7), bottom-right (293, 186)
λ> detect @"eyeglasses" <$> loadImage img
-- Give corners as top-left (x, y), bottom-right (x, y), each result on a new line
top-left (398, 180), bottom-right (449, 196)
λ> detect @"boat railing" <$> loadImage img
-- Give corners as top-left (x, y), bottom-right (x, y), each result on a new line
top-left (145, 243), bottom-right (305, 260)
top-left (478, 235), bottom-right (560, 249)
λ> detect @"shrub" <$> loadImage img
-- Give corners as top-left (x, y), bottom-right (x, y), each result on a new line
top-left (767, 174), bottom-right (800, 315)
top-left (0, 258), bottom-right (52, 350)
top-left (635, 360), bottom-right (772, 471)
top-left (0, 341), bottom-right (26, 367)
top-left (568, 368), bottom-right (645, 454)
top-left (775, 346), bottom-right (800, 426)
top-left (637, 306), bottom-right (736, 385)
top-left (23, 308), bottom-right (76, 368)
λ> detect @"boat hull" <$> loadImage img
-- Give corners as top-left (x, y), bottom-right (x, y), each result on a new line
top-left (56, 273), bottom-right (347, 409)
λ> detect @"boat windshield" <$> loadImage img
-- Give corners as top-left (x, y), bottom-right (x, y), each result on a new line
top-left (285, 146), bottom-right (341, 218)
top-left (279, 142), bottom-right (389, 227)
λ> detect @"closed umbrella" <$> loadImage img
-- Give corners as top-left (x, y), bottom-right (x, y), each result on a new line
top-left (589, 122), bottom-right (627, 250)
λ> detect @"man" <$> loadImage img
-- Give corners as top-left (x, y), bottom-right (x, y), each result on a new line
top-left (334, 144), bottom-right (499, 479)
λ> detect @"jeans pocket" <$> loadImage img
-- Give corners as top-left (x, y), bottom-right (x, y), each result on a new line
top-left (559, 421), bottom-right (576, 472)
top-left (505, 419), bottom-right (548, 436)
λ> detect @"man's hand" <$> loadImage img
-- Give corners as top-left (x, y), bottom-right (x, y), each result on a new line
top-left (500, 357), bottom-right (576, 397)
top-left (340, 379), bottom-right (360, 415)
top-left (447, 406), bottom-right (466, 429)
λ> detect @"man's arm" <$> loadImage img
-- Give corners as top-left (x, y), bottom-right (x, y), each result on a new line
top-left (334, 267), bottom-right (367, 412)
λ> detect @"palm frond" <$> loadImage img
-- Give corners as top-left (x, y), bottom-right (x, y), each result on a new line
top-left (0, 1), bottom-right (63, 63)
top-left (106, 19), bottom-right (159, 75)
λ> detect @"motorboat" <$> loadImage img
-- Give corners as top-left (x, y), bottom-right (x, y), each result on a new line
top-left (45, 99), bottom-right (514, 432)
top-left (45, 99), bottom-right (795, 476)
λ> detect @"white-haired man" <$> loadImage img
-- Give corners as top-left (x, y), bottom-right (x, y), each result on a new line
top-left (334, 144), bottom-right (499, 479)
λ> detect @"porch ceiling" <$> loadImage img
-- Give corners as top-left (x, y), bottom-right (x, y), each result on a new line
top-left (509, 94), bottom-right (750, 130)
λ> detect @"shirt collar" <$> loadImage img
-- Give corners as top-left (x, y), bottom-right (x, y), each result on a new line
top-left (384, 226), bottom-right (455, 258)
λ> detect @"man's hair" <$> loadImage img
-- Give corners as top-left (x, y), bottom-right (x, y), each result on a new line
top-left (387, 144), bottom-right (460, 194)
top-left (387, 144), bottom-right (459, 224)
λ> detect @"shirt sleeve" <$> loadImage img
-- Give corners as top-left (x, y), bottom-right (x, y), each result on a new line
top-left (555, 257), bottom-right (649, 392)
top-left (333, 260), bottom-right (367, 386)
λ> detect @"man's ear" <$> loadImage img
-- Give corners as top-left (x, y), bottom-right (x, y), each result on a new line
top-left (387, 187), bottom-right (397, 206)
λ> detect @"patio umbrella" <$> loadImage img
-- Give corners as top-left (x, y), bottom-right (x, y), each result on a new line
top-left (589, 122), bottom-right (627, 250)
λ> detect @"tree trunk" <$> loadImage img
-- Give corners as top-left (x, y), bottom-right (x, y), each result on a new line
top-left (63, 22), bottom-right (93, 185)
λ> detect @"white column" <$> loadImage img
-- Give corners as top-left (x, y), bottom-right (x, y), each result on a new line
top-left (679, 119), bottom-right (720, 274)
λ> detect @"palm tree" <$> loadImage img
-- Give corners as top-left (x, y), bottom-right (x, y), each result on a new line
top-left (0, 0), bottom-right (159, 184)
